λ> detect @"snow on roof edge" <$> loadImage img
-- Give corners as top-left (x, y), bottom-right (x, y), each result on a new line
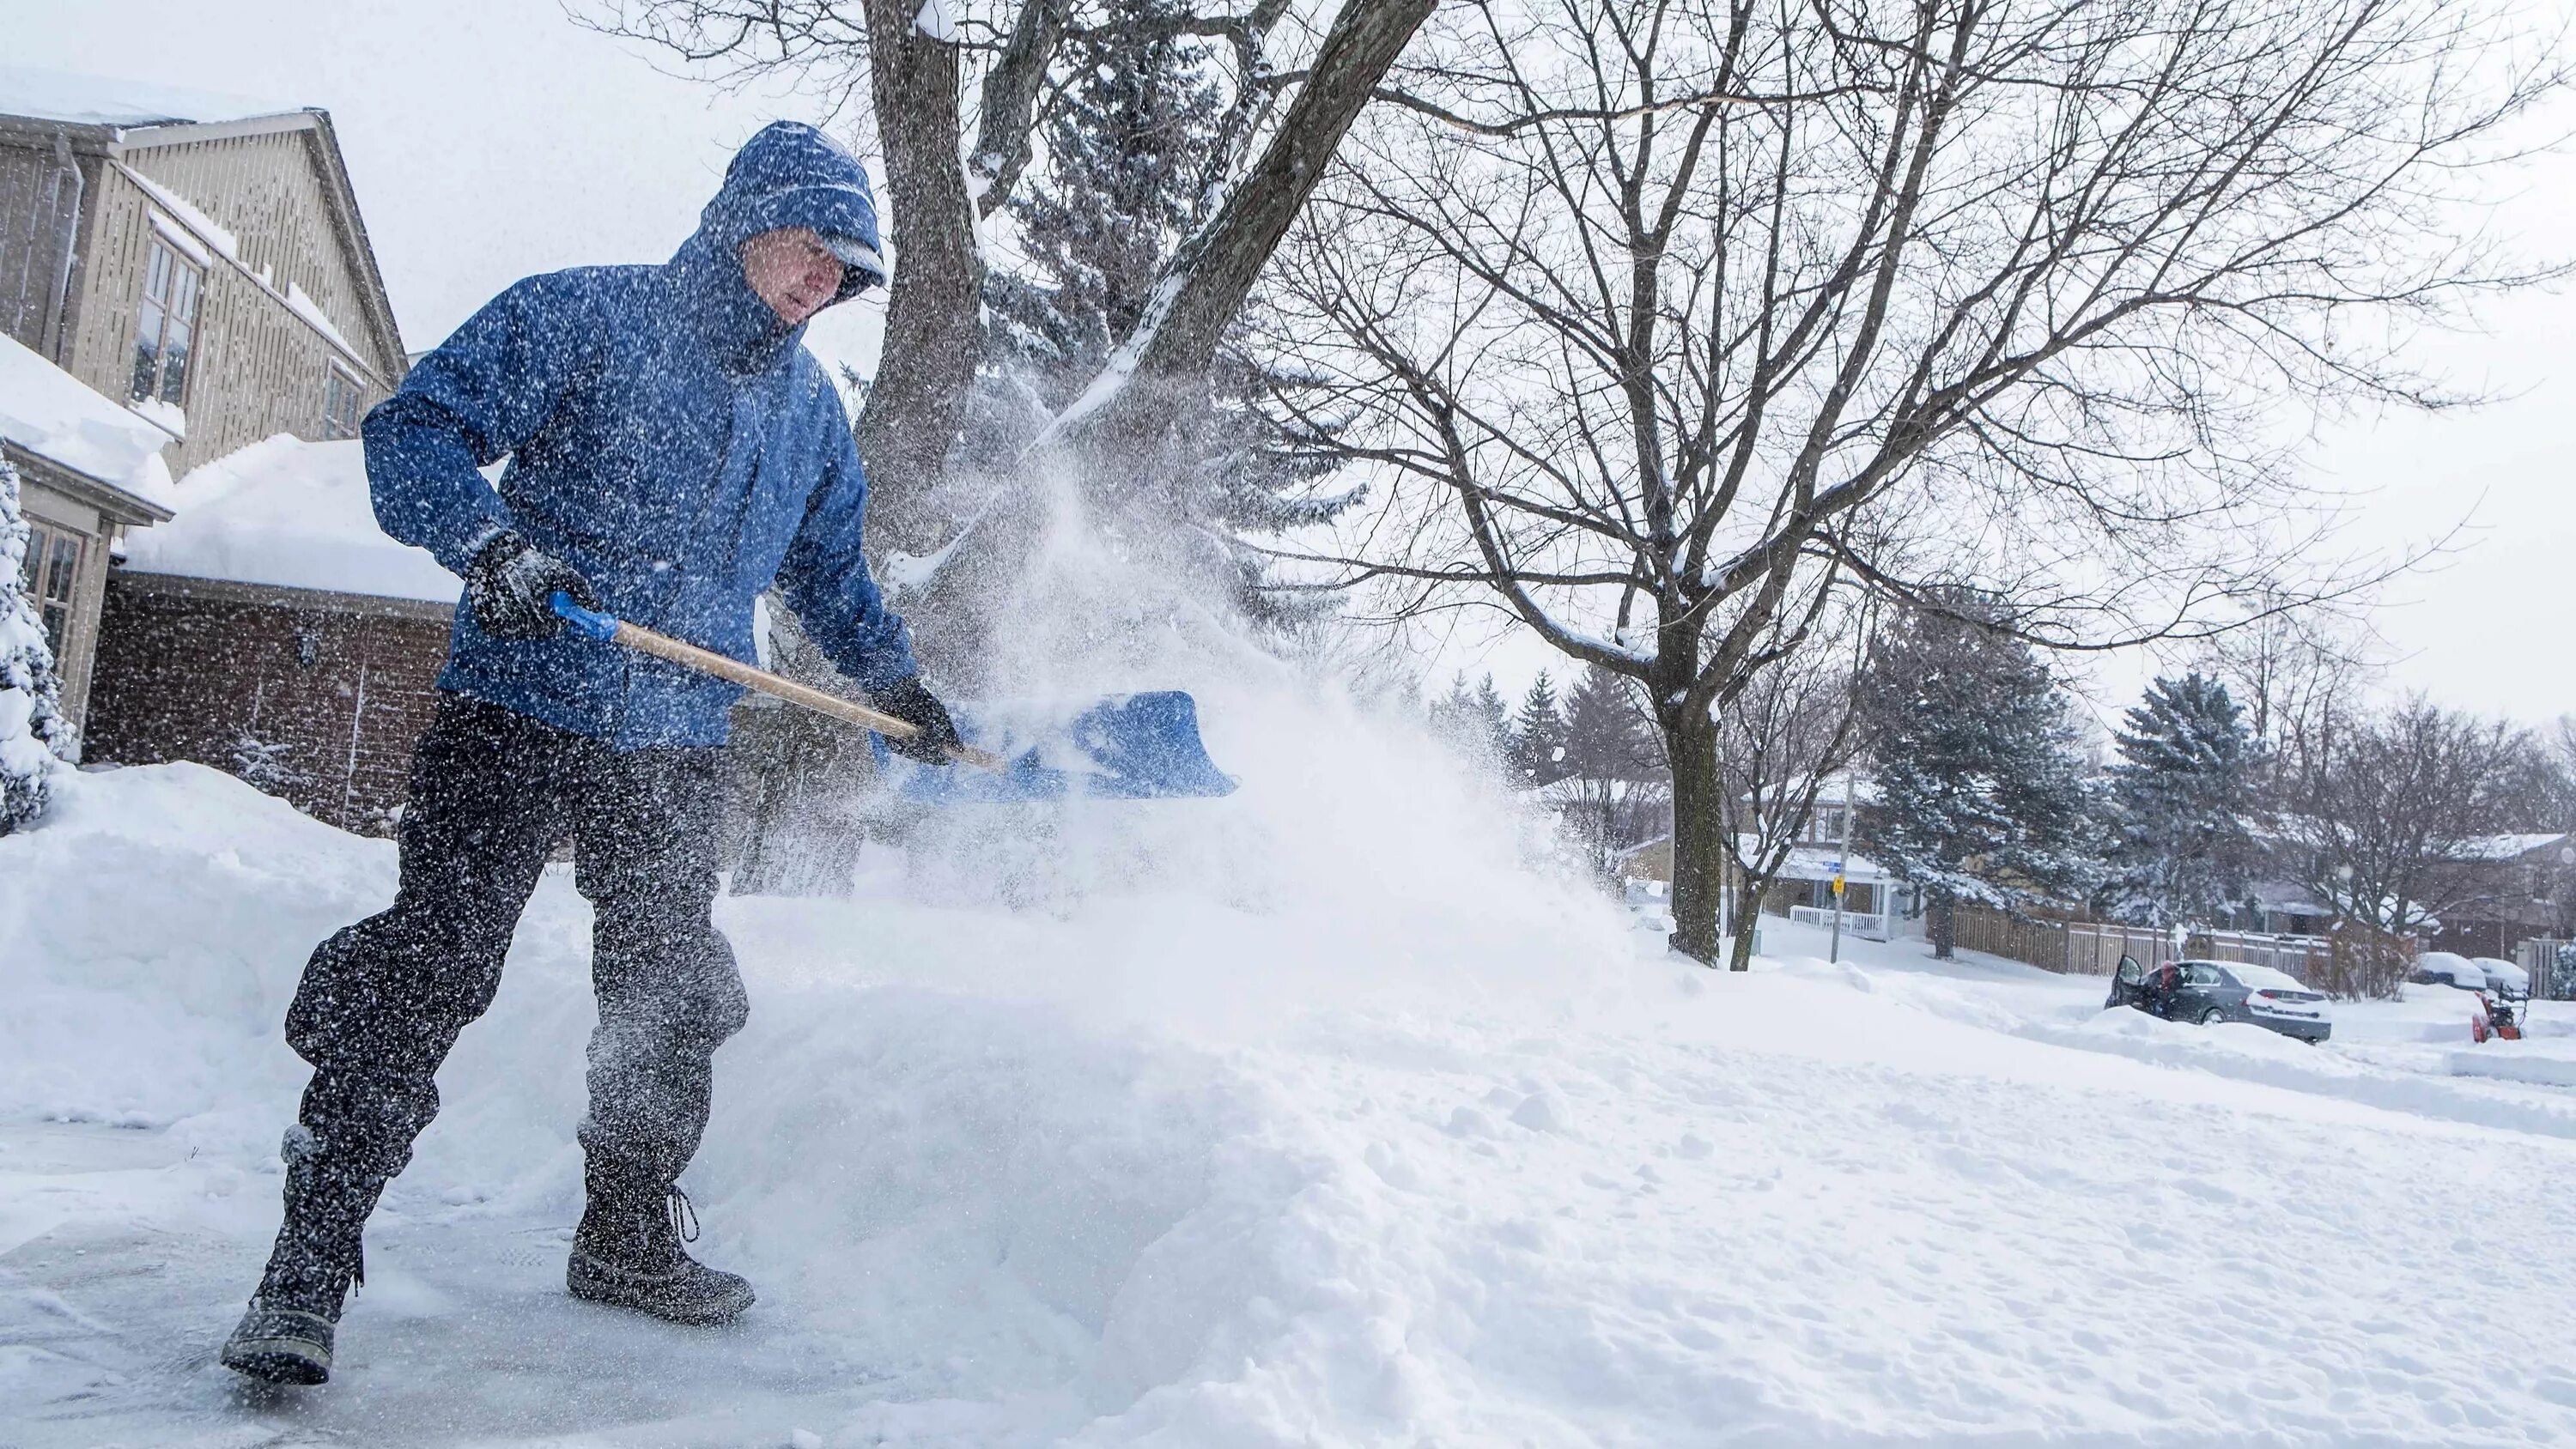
top-left (0, 330), bottom-right (177, 514)
top-left (119, 434), bottom-right (460, 606)
top-left (0, 66), bottom-right (306, 130)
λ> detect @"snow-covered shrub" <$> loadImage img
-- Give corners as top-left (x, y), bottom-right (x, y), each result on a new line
top-left (0, 436), bottom-right (75, 834)
top-left (228, 729), bottom-right (301, 796)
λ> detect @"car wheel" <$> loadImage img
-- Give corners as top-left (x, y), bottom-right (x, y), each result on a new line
top-left (2199, 1007), bottom-right (2227, 1026)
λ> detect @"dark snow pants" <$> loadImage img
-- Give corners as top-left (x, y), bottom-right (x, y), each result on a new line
top-left (282, 691), bottom-right (749, 1211)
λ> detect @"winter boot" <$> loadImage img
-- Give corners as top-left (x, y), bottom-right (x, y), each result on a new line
top-left (568, 1181), bottom-right (755, 1325)
top-left (222, 1128), bottom-right (383, 1385)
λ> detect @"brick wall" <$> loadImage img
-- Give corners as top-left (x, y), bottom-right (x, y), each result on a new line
top-left (85, 572), bottom-right (453, 834)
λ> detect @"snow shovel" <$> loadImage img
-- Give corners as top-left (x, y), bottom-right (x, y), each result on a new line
top-left (550, 593), bottom-right (1236, 801)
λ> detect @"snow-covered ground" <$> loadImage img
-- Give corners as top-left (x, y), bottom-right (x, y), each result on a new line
top-left (7, 761), bottom-right (2576, 1447)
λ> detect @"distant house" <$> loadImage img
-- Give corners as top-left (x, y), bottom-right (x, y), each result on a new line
top-left (0, 68), bottom-right (407, 739)
top-left (2431, 833), bottom-right (2574, 959)
top-left (1613, 779), bottom-right (1918, 937)
top-left (84, 436), bottom-right (455, 833)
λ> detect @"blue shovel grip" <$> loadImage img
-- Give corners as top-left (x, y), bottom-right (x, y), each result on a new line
top-left (550, 591), bottom-right (622, 642)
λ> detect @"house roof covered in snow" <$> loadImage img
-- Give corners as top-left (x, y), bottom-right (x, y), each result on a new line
top-left (0, 68), bottom-right (307, 133)
top-left (118, 435), bottom-right (459, 604)
top-left (0, 330), bottom-right (175, 524)
top-left (0, 69), bottom-right (407, 383)
top-left (1766, 842), bottom-right (1893, 883)
top-left (2456, 832), bottom-right (2572, 864)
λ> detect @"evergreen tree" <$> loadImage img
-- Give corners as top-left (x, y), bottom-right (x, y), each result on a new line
top-left (1558, 664), bottom-right (1670, 878)
top-left (1510, 671), bottom-right (1566, 785)
top-left (1856, 592), bottom-right (2097, 958)
top-left (1428, 670), bottom-right (1520, 774)
top-left (975, 0), bottom-right (1357, 621)
top-left (0, 440), bottom-right (73, 836)
top-left (1472, 674), bottom-right (1511, 761)
top-left (1561, 665), bottom-right (1655, 782)
top-left (2101, 673), bottom-right (2261, 927)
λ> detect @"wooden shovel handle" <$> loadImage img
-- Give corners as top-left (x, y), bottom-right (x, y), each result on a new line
top-left (609, 618), bottom-right (1005, 771)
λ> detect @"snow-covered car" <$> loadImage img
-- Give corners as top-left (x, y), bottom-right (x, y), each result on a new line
top-left (2410, 952), bottom-right (2489, 991)
top-left (2471, 956), bottom-right (2530, 1000)
top-left (2106, 958), bottom-right (2332, 1042)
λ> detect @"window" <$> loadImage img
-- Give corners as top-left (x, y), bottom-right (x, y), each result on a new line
top-left (321, 366), bottom-right (362, 440)
top-left (129, 235), bottom-right (204, 406)
top-left (15, 522), bottom-right (82, 658)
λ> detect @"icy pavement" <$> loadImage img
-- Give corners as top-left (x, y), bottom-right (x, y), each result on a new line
top-left (6, 765), bottom-right (2576, 1446)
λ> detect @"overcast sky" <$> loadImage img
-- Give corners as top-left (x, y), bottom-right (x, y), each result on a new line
top-left (10, 0), bottom-right (2572, 726)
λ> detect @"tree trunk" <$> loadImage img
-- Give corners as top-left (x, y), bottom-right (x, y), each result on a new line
top-left (854, 0), bottom-right (987, 562)
top-left (1666, 712), bottom-right (1728, 966)
top-left (1726, 906), bottom-right (1760, 973)
top-left (1927, 889), bottom-right (1956, 960)
top-left (732, 2), bottom-right (987, 894)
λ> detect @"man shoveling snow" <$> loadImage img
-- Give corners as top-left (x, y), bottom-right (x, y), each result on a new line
top-left (221, 122), bottom-right (962, 1386)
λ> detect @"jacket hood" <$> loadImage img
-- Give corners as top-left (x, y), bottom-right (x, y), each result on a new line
top-left (696, 122), bottom-right (886, 295)
top-left (671, 121), bottom-right (886, 373)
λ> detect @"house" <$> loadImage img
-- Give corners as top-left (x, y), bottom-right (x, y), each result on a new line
top-left (84, 436), bottom-right (455, 833)
top-left (2433, 833), bottom-right (2575, 959)
top-left (1613, 779), bottom-right (1919, 937)
top-left (2243, 833), bottom-right (2573, 958)
top-left (0, 67), bottom-right (407, 734)
top-left (0, 330), bottom-right (172, 724)
top-left (0, 69), bottom-right (406, 469)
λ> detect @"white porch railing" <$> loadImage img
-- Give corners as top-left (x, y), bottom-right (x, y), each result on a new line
top-left (1789, 905), bottom-right (1890, 942)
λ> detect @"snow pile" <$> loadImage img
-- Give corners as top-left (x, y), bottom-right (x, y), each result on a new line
top-left (2450, 1044), bottom-right (2576, 1088)
top-left (121, 434), bottom-right (461, 603)
top-left (9, 474), bottom-right (2576, 1443)
top-left (8, 764), bottom-right (2576, 1445)
top-left (0, 331), bottom-right (176, 510)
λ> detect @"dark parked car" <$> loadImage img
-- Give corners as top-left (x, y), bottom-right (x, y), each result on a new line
top-left (2106, 957), bottom-right (2332, 1043)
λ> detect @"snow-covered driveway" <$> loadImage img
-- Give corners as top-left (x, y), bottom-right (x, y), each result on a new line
top-left (5, 766), bottom-right (2574, 1446)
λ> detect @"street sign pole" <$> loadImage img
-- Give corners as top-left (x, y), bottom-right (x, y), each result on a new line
top-left (1829, 867), bottom-right (1846, 964)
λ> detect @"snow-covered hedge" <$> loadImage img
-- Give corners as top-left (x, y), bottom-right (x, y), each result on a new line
top-left (0, 436), bottom-right (74, 834)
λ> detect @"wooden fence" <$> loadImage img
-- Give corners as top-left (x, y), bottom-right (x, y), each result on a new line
top-left (1951, 905), bottom-right (2072, 972)
top-left (1953, 904), bottom-right (2409, 997)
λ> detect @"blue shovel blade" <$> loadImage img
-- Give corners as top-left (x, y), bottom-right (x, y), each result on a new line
top-left (870, 690), bottom-right (1236, 803)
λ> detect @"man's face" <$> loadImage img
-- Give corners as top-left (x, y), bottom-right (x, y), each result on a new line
top-left (739, 227), bottom-right (848, 327)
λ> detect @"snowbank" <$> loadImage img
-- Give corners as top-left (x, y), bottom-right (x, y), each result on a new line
top-left (0, 331), bottom-right (175, 511)
top-left (6, 763), bottom-right (2576, 1446)
top-left (8, 473), bottom-right (2576, 1445)
top-left (120, 434), bottom-right (460, 603)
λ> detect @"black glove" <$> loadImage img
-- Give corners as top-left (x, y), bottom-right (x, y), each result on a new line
top-left (871, 674), bottom-right (962, 765)
top-left (463, 530), bottom-right (603, 640)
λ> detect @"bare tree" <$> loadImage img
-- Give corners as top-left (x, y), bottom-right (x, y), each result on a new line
top-left (2280, 699), bottom-right (2542, 959)
top-left (2185, 592), bottom-right (2385, 758)
top-left (1259, 0), bottom-right (2557, 962)
top-left (1712, 596), bottom-right (1872, 970)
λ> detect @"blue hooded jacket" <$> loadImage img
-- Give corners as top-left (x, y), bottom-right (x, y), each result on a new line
top-left (362, 122), bottom-right (914, 749)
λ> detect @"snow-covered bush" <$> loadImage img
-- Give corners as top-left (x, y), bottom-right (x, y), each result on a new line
top-left (0, 437), bottom-right (75, 835)
top-left (228, 729), bottom-right (301, 796)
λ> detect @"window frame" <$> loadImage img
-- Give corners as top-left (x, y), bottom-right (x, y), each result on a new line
top-left (129, 233), bottom-right (206, 409)
top-left (16, 520), bottom-right (83, 659)
top-left (320, 364), bottom-right (363, 440)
